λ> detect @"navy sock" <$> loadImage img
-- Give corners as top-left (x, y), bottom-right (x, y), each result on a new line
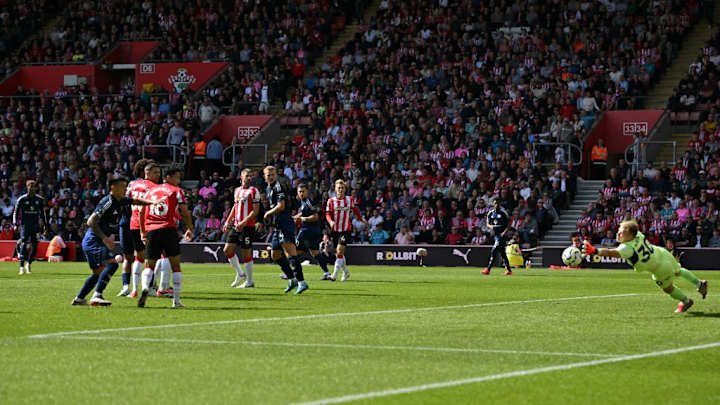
top-left (95, 262), bottom-right (119, 295)
top-left (17, 241), bottom-right (24, 264)
top-left (276, 256), bottom-right (295, 279)
top-left (77, 274), bottom-right (100, 300)
top-left (315, 254), bottom-right (329, 273)
top-left (27, 243), bottom-right (36, 263)
top-left (121, 272), bottom-right (131, 286)
top-left (289, 256), bottom-right (304, 282)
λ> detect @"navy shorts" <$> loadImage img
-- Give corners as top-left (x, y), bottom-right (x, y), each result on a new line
top-left (119, 224), bottom-right (134, 255)
top-left (296, 227), bottom-right (321, 251)
top-left (19, 226), bottom-right (39, 243)
top-left (82, 234), bottom-right (111, 270)
top-left (493, 234), bottom-right (507, 249)
top-left (270, 221), bottom-right (296, 251)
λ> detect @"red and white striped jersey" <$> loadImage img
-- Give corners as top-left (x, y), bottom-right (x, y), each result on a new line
top-left (420, 216), bottom-right (436, 231)
top-left (631, 206), bottom-right (647, 218)
top-left (471, 235), bottom-right (488, 245)
top-left (127, 178), bottom-right (156, 230)
top-left (650, 219), bottom-right (666, 232)
top-left (326, 196), bottom-right (359, 232)
top-left (509, 217), bottom-right (524, 230)
top-left (668, 218), bottom-right (683, 231)
top-left (601, 186), bottom-right (616, 197)
top-left (233, 186), bottom-right (260, 227)
top-left (465, 217), bottom-right (482, 232)
top-left (637, 195), bottom-right (652, 206)
top-left (591, 219), bottom-right (608, 232)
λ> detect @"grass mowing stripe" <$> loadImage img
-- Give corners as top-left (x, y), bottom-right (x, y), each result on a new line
top-left (294, 342), bottom-right (720, 405)
top-left (27, 293), bottom-right (641, 339)
top-left (53, 335), bottom-right (622, 357)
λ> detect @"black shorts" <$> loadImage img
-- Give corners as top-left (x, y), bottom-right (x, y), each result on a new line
top-left (226, 227), bottom-right (256, 249)
top-left (331, 231), bottom-right (352, 247)
top-left (130, 229), bottom-right (145, 252)
top-left (146, 227), bottom-right (181, 260)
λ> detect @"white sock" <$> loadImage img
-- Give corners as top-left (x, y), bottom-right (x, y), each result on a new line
top-left (153, 264), bottom-right (160, 288)
top-left (141, 268), bottom-right (153, 291)
top-left (131, 261), bottom-right (142, 292)
top-left (332, 257), bottom-right (343, 279)
top-left (172, 272), bottom-right (182, 301)
top-left (161, 259), bottom-right (171, 290)
top-left (228, 255), bottom-right (245, 277)
top-left (244, 260), bottom-right (253, 283)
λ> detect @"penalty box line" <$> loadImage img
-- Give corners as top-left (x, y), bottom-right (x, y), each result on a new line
top-left (294, 341), bottom-right (720, 405)
top-left (28, 293), bottom-right (641, 339)
top-left (52, 335), bottom-right (624, 358)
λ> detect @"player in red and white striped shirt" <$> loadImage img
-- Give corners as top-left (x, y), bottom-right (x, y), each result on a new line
top-left (222, 169), bottom-right (260, 288)
top-left (325, 180), bottom-right (366, 281)
top-left (119, 159), bottom-right (160, 298)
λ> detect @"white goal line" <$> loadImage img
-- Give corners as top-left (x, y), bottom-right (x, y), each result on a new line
top-left (52, 335), bottom-right (623, 358)
top-left (294, 341), bottom-right (720, 405)
top-left (28, 293), bottom-right (641, 339)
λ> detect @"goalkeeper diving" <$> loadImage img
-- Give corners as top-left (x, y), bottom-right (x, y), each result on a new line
top-left (583, 220), bottom-right (708, 313)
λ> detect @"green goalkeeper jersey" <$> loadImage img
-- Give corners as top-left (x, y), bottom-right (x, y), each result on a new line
top-left (616, 232), bottom-right (678, 276)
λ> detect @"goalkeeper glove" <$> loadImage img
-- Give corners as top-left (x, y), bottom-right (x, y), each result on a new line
top-left (582, 240), bottom-right (596, 255)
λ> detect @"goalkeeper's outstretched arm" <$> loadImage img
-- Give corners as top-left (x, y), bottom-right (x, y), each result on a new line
top-left (583, 241), bottom-right (620, 258)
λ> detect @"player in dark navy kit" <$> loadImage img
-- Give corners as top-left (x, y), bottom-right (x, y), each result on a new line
top-left (262, 166), bottom-right (308, 294)
top-left (13, 180), bottom-right (47, 275)
top-left (293, 183), bottom-right (332, 280)
top-left (482, 198), bottom-right (513, 275)
top-left (71, 176), bottom-right (157, 306)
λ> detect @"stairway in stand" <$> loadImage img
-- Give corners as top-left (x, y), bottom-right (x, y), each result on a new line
top-left (529, 179), bottom-right (605, 267)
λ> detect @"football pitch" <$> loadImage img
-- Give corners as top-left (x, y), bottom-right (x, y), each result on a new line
top-left (1, 263), bottom-right (719, 404)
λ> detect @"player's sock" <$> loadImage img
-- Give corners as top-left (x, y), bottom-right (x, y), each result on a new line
top-left (227, 252), bottom-right (245, 277)
top-left (161, 259), bottom-right (172, 290)
top-left (121, 272), bottom-right (130, 287)
top-left (131, 259), bottom-right (142, 292)
top-left (315, 253), bottom-right (329, 273)
top-left (679, 268), bottom-right (701, 288)
top-left (332, 255), bottom-right (344, 279)
top-left (141, 268), bottom-right (153, 291)
top-left (27, 243), bottom-right (36, 263)
top-left (289, 255), bottom-right (304, 282)
top-left (669, 286), bottom-right (690, 303)
top-left (94, 262), bottom-right (119, 296)
top-left (77, 273), bottom-right (100, 300)
top-left (243, 258), bottom-right (254, 283)
top-left (172, 270), bottom-right (182, 301)
top-left (276, 256), bottom-right (295, 280)
top-left (341, 256), bottom-right (348, 274)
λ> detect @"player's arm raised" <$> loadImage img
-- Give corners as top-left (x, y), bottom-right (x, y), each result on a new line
top-left (178, 202), bottom-right (194, 241)
top-left (582, 240), bottom-right (621, 258)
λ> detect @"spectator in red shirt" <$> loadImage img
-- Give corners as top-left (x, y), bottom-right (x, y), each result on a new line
top-left (445, 226), bottom-right (464, 245)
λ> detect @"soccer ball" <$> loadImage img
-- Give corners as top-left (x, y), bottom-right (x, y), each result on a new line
top-left (115, 254), bottom-right (124, 264)
top-left (416, 248), bottom-right (428, 257)
top-left (561, 246), bottom-right (583, 267)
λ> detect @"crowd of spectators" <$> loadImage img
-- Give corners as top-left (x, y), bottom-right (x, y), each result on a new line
top-left (0, 0), bottom-right (55, 76)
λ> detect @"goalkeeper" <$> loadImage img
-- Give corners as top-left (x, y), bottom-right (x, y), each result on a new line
top-left (583, 220), bottom-right (707, 313)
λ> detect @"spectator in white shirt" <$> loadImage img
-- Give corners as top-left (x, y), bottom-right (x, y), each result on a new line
top-left (394, 226), bottom-right (415, 244)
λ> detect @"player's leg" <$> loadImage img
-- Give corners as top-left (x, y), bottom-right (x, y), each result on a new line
top-left (310, 249), bottom-right (331, 279)
top-left (26, 233), bottom-right (38, 273)
top-left (17, 228), bottom-right (27, 274)
top-left (677, 267), bottom-right (708, 299)
top-left (129, 230), bottom-right (145, 298)
top-left (73, 237), bottom-right (107, 306)
top-left (139, 229), bottom-right (162, 308)
top-left (283, 241), bottom-right (308, 294)
top-left (497, 236), bottom-right (512, 275)
top-left (166, 252), bottom-right (184, 308)
top-left (91, 256), bottom-right (119, 306)
top-left (236, 227), bottom-right (255, 287)
top-left (117, 226), bottom-right (134, 296)
top-left (223, 229), bottom-right (245, 287)
top-left (271, 230), bottom-right (295, 284)
top-left (156, 256), bottom-right (173, 296)
top-left (653, 271), bottom-right (693, 313)
top-left (483, 237), bottom-right (498, 274)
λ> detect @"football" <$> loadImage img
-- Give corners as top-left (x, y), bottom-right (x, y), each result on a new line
top-left (561, 246), bottom-right (583, 267)
top-left (115, 254), bottom-right (124, 264)
top-left (416, 248), bottom-right (428, 257)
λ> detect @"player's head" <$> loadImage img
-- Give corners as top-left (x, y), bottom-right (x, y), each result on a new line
top-left (108, 175), bottom-right (129, 199)
top-left (26, 180), bottom-right (38, 195)
top-left (665, 237), bottom-right (675, 250)
top-left (617, 220), bottom-right (638, 243)
top-left (297, 183), bottom-right (308, 200)
top-left (133, 159), bottom-right (149, 178)
top-left (164, 167), bottom-right (183, 186)
top-left (240, 168), bottom-right (253, 188)
top-left (145, 161), bottom-right (161, 183)
top-left (492, 198), bottom-right (500, 209)
top-left (334, 179), bottom-right (346, 197)
top-left (263, 166), bottom-right (277, 183)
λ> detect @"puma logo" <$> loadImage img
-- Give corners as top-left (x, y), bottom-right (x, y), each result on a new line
top-left (452, 248), bottom-right (471, 265)
top-left (203, 246), bottom-right (221, 262)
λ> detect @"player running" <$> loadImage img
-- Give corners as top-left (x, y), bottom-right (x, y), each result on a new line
top-left (263, 166), bottom-right (308, 294)
top-left (13, 180), bottom-right (47, 275)
top-left (482, 198), bottom-right (513, 275)
top-left (583, 220), bottom-right (708, 313)
top-left (117, 159), bottom-right (161, 297)
top-left (221, 168), bottom-right (259, 288)
top-left (325, 179), bottom-right (366, 281)
top-left (71, 176), bottom-right (157, 306)
top-left (138, 168), bottom-right (194, 308)
top-left (294, 183), bottom-right (332, 280)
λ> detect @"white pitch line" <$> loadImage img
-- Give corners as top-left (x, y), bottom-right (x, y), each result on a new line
top-left (295, 342), bottom-right (720, 405)
top-left (28, 293), bottom-right (640, 339)
top-left (53, 335), bottom-right (622, 358)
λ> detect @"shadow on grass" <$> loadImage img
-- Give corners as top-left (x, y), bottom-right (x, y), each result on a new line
top-left (687, 311), bottom-right (720, 318)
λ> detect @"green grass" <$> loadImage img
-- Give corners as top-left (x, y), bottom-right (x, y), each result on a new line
top-left (1, 263), bottom-right (719, 404)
